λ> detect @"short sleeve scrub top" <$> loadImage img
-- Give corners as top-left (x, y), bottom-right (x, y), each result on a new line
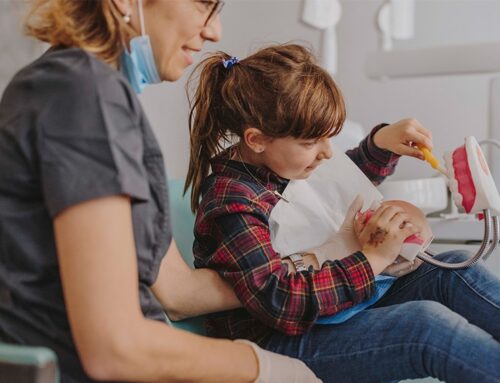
top-left (0, 47), bottom-right (172, 383)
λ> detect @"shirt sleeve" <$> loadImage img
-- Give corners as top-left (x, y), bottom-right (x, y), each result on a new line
top-left (37, 60), bottom-right (150, 217)
top-left (196, 198), bottom-right (375, 336)
top-left (346, 124), bottom-right (401, 185)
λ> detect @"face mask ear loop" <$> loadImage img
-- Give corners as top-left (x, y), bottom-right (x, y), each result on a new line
top-left (137, 0), bottom-right (146, 36)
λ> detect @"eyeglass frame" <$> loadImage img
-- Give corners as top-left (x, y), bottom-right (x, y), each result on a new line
top-left (202, 0), bottom-right (225, 26)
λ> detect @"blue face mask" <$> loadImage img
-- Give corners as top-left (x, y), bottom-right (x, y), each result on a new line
top-left (120, 0), bottom-right (161, 94)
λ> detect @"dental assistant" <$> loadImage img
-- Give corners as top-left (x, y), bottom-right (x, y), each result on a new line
top-left (0, 0), bottom-right (321, 382)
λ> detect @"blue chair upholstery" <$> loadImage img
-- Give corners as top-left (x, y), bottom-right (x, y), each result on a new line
top-left (0, 343), bottom-right (59, 383)
top-left (166, 179), bottom-right (207, 335)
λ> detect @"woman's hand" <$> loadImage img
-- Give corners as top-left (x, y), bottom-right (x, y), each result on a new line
top-left (236, 340), bottom-right (323, 383)
top-left (373, 118), bottom-right (433, 159)
top-left (354, 204), bottom-right (421, 275)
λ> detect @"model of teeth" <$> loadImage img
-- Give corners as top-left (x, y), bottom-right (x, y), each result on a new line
top-left (443, 137), bottom-right (500, 215)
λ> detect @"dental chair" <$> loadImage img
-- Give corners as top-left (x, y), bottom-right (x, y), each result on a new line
top-left (165, 179), bottom-right (207, 335)
top-left (0, 342), bottom-right (58, 383)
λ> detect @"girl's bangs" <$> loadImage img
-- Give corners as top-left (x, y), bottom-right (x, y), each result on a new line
top-left (293, 77), bottom-right (346, 139)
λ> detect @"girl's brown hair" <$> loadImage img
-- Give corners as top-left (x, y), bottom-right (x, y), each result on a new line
top-left (24, 0), bottom-right (135, 65)
top-left (185, 43), bottom-right (346, 212)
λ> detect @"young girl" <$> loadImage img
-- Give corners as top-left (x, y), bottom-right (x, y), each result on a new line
top-left (185, 44), bottom-right (500, 383)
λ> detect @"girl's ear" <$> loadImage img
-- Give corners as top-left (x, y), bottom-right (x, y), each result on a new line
top-left (243, 127), bottom-right (269, 154)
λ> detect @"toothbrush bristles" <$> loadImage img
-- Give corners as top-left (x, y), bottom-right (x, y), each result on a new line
top-left (437, 166), bottom-right (447, 176)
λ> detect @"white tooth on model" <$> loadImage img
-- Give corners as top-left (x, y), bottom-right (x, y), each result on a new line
top-left (444, 153), bottom-right (466, 211)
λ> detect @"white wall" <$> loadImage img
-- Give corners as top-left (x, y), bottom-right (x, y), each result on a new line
top-left (2, 0), bottom-right (500, 181)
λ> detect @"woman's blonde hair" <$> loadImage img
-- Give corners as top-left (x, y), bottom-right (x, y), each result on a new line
top-left (185, 43), bottom-right (346, 212)
top-left (24, 0), bottom-right (136, 65)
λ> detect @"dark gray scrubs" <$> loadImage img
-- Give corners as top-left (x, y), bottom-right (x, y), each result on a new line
top-left (0, 47), bottom-right (172, 382)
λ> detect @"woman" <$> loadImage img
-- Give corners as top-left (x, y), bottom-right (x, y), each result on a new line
top-left (0, 1), bottom-right (322, 382)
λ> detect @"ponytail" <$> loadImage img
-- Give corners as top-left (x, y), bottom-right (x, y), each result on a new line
top-left (185, 52), bottom-right (237, 212)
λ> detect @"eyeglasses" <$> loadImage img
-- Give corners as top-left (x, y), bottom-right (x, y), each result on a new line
top-left (200, 0), bottom-right (225, 26)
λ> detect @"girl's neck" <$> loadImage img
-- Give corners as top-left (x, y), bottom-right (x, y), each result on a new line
top-left (233, 144), bottom-right (265, 168)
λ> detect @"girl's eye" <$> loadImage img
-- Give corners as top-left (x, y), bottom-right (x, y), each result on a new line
top-left (302, 141), bottom-right (316, 148)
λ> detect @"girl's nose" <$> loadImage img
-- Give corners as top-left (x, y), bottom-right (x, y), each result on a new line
top-left (318, 138), bottom-right (333, 160)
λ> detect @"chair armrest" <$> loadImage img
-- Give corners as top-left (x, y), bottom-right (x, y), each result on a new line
top-left (0, 342), bottom-right (59, 383)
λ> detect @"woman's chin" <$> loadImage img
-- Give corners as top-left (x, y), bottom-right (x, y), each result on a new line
top-left (160, 65), bottom-right (185, 82)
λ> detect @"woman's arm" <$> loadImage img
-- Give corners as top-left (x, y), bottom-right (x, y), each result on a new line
top-left (151, 240), bottom-right (242, 321)
top-left (54, 195), bottom-right (257, 382)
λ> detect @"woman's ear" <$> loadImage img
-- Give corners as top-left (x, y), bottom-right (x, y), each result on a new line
top-left (243, 127), bottom-right (269, 154)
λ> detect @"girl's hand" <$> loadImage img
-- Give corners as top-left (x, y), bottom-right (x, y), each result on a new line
top-left (354, 204), bottom-right (421, 275)
top-left (373, 118), bottom-right (433, 160)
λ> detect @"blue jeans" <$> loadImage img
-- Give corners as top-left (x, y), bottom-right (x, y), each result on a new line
top-left (261, 251), bottom-right (500, 383)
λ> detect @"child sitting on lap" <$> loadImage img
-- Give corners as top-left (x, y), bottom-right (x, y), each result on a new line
top-left (185, 44), bottom-right (500, 383)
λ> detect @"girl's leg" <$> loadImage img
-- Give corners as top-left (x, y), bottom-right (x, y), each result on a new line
top-left (374, 250), bottom-right (500, 340)
top-left (261, 300), bottom-right (500, 383)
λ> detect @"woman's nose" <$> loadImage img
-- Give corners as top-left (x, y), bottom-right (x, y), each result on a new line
top-left (202, 15), bottom-right (222, 42)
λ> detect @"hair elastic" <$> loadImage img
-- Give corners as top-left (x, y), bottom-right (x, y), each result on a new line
top-left (222, 56), bottom-right (239, 69)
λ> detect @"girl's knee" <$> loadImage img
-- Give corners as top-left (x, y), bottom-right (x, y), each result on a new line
top-left (400, 301), bottom-right (467, 336)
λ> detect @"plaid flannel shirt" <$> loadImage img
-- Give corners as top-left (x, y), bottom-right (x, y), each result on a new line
top-left (193, 124), bottom-right (400, 343)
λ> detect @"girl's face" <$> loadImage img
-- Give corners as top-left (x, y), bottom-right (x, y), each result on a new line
top-left (261, 136), bottom-right (333, 180)
top-left (128, 0), bottom-right (222, 81)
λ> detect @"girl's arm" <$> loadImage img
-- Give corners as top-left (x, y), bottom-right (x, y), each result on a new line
top-left (54, 195), bottom-right (257, 382)
top-left (346, 119), bottom-right (433, 185)
top-left (151, 240), bottom-right (242, 321)
top-left (345, 124), bottom-right (400, 185)
top-left (196, 200), bottom-right (377, 336)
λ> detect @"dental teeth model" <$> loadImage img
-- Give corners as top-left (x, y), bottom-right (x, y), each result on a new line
top-left (417, 137), bottom-right (500, 269)
top-left (443, 136), bottom-right (500, 215)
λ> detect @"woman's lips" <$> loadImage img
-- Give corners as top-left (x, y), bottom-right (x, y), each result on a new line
top-left (182, 49), bottom-right (194, 65)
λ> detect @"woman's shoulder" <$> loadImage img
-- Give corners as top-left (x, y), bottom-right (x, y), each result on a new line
top-left (8, 47), bottom-right (134, 109)
top-left (36, 47), bottom-right (120, 80)
top-left (0, 46), bottom-right (141, 134)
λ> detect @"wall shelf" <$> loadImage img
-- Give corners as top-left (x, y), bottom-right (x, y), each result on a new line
top-left (366, 42), bottom-right (500, 79)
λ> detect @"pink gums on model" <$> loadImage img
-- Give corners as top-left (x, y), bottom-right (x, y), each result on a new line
top-left (452, 145), bottom-right (477, 213)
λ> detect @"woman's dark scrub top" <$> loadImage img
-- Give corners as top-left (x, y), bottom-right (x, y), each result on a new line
top-left (0, 47), bottom-right (172, 383)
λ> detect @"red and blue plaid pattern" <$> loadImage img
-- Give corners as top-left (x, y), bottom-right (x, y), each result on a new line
top-left (193, 124), bottom-right (400, 342)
